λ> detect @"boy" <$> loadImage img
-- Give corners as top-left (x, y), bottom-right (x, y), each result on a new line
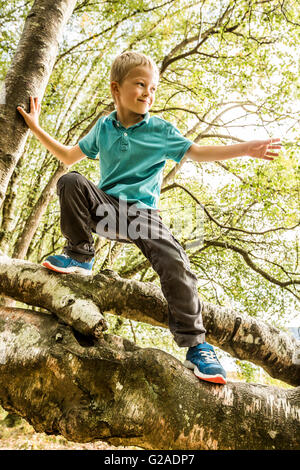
top-left (17, 51), bottom-right (281, 385)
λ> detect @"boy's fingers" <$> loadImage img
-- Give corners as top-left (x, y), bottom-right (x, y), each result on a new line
top-left (18, 97), bottom-right (39, 114)
top-left (31, 96), bottom-right (38, 109)
top-left (17, 105), bottom-right (26, 114)
top-left (262, 155), bottom-right (274, 160)
top-left (264, 139), bottom-right (281, 147)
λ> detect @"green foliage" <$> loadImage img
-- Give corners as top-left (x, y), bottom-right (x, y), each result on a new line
top-left (0, 0), bottom-right (34, 73)
top-left (236, 359), bottom-right (293, 388)
top-left (236, 360), bottom-right (257, 383)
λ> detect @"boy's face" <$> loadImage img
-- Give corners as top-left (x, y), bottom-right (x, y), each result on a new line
top-left (111, 65), bottom-right (158, 115)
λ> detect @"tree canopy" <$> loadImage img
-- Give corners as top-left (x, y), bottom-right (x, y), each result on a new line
top-left (1, 0), bottom-right (298, 330)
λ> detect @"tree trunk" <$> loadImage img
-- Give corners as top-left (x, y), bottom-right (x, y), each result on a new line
top-left (0, 0), bottom-right (77, 206)
top-left (0, 306), bottom-right (298, 450)
top-left (13, 162), bottom-right (68, 259)
top-left (0, 163), bottom-right (21, 252)
top-left (0, 255), bottom-right (299, 387)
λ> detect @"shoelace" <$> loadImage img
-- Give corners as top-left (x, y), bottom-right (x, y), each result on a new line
top-left (197, 349), bottom-right (218, 363)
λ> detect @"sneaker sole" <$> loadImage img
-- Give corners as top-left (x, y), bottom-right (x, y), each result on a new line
top-left (184, 359), bottom-right (227, 385)
top-left (42, 260), bottom-right (93, 276)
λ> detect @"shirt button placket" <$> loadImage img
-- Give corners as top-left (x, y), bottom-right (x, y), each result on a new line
top-left (121, 131), bottom-right (129, 152)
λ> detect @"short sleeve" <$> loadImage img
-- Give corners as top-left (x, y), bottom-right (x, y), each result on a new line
top-left (78, 119), bottom-right (101, 159)
top-left (166, 122), bottom-right (193, 163)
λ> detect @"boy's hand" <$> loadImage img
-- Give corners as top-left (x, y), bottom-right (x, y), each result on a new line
top-left (17, 96), bottom-right (41, 130)
top-left (246, 138), bottom-right (281, 161)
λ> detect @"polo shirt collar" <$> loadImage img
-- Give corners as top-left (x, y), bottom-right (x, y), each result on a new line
top-left (107, 110), bottom-right (150, 128)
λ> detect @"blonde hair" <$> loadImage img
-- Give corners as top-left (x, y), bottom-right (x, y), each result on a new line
top-left (110, 51), bottom-right (159, 101)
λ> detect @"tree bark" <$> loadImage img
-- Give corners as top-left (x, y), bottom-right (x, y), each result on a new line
top-left (0, 165), bottom-right (20, 252)
top-left (0, 254), bottom-right (106, 337)
top-left (0, 0), bottom-right (77, 206)
top-left (12, 162), bottom-right (68, 259)
top-left (0, 306), bottom-right (299, 450)
top-left (0, 255), bottom-right (299, 387)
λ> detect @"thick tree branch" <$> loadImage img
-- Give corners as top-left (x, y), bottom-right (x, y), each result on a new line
top-left (0, 255), bottom-right (106, 336)
top-left (0, 307), bottom-right (298, 450)
top-left (0, 255), bottom-right (299, 386)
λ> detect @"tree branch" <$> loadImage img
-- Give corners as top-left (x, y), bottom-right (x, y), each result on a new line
top-left (161, 182), bottom-right (300, 238)
top-left (203, 240), bottom-right (300, 293)
top-left (0, 307), bottom-right (299, 449)
top-left (0, 254), bottom-right (106, 336)
top-left (0, 255), bottom-right (299, 386)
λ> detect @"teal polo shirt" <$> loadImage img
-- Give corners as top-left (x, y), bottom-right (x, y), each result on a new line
top-left (78, 110), bottom-right (193, 209)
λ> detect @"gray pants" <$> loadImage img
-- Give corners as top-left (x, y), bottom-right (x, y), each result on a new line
top-left (57, 171), bottom-right (206, 347)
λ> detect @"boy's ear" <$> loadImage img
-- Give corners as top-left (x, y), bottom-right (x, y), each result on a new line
top-left (110, 81), bottom-right (120, 97)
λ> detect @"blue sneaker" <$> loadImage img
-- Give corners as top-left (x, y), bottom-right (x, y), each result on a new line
top-left (184, 342), bottom-right (226, 385)
top-left (42, 254), bottom-right (94, 275)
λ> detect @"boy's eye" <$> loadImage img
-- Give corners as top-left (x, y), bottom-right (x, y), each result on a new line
top-left (136, 82), bottom-right (157, 92)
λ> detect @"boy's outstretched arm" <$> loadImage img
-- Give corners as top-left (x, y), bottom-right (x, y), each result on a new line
top-left (186, 139), bottom-right (281, 162)
top-left (17, 96), bottom-right (85, 166)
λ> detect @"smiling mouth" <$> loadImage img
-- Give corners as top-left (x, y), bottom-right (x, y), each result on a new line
top-left (138, 100), bottom-right (149, 104)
